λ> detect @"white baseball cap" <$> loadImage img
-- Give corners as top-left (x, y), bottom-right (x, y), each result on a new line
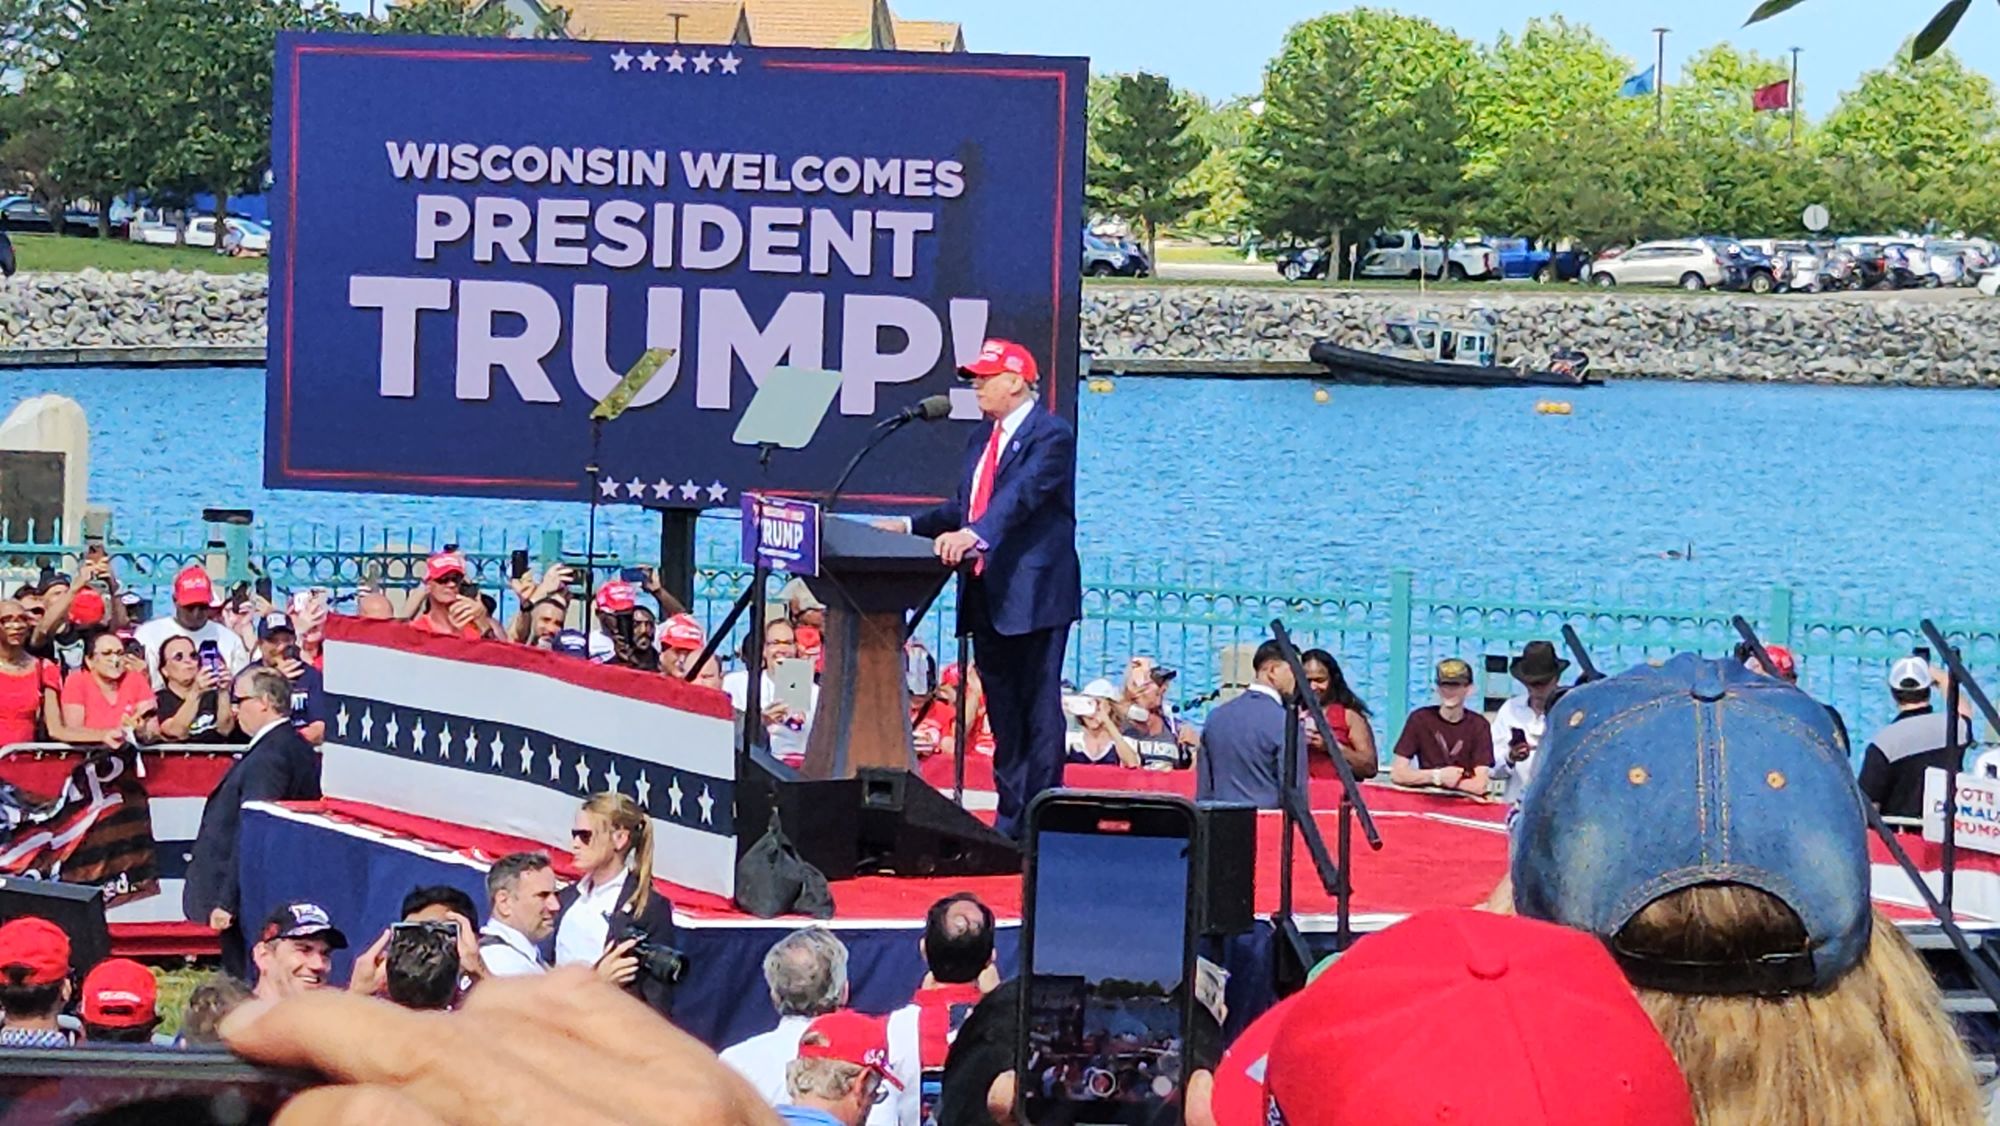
top-left (1081, 677), bottom-right (1121, 701)
top-left (1889, 656), bottom-right (1933, 692)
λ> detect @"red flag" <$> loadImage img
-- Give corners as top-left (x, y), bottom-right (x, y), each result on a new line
top-left (1753, 80), bottom-right (1791, 112)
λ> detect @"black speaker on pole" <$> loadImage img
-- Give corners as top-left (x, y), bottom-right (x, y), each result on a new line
top-left (734, 754), bottom-right (863, 882)
top-left (855, 769), bottom-right (1020, 877)
top-left (0, 877), bottom-right (109, 976)
top-left (1194, 802), bottom-right (1258, 937)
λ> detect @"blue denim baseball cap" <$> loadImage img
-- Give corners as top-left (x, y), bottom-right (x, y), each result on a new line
top-left (1511, 653), bottom-right (1870, 995)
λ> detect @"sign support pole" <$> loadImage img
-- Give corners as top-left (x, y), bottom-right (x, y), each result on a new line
top-left (657, 509), bottom-right (699, 614)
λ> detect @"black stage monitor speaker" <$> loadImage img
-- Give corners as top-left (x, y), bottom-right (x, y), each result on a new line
top-left (734, 755), bottom-right (863, 882)
top-left (855, 769), bottom-right (1020, 877)
top-left (0, 877), bottom-right (109, 976)
top-left (1194, 802), bottom-right (1258, 937)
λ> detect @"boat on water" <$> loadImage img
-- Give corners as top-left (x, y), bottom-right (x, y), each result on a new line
top-left (1308, 310), bottom-right (1601, 388)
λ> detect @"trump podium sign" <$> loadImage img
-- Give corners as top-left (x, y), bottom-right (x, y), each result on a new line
top-left (265, 33), bottom-right (1086, 507)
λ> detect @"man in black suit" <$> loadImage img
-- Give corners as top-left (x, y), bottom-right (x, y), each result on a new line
top-left (184, 666), bottom-right (322, 976)
top-left (904, 339), bottom-right (1082, 839)
top-left (1197, 641), bottom-right (1307, 809)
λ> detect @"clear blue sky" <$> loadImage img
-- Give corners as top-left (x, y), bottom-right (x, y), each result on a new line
top-left (905, 0), bottom-right (2000, 121)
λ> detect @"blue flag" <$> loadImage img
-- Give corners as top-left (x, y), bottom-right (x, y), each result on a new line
top-left (1620, 66), bottom-right (1656, 98)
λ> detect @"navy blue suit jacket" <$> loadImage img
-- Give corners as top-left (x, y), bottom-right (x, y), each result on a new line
top-left (911, 405), bottom-right (1082, 637)
top-left (182, 724), bottom-right (322, 923)
top-left (1197, 688), bottom-right (1306, 810)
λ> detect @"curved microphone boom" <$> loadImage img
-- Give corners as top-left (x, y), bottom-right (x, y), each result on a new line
top-left (824, 394), bottom-right (954, 515)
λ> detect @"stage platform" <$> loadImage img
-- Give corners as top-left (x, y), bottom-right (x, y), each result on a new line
top-left (237, 773), bottom-right (2000, 1049)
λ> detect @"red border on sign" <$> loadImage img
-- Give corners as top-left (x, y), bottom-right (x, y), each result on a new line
top-left (325, 614), bottom-right (736, 721)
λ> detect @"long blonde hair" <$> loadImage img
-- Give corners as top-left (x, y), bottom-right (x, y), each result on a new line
top-left (581, 792), bottom-right (655, 917)
top-left (1623, 884), bottom-right (1981, 1126)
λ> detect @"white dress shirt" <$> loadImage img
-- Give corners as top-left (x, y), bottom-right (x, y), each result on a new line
top-left (723, 669), bottom-right (819, 763)
top-left (722, 1013), bottom-right (902, 1126)
top-left (1488, 694), bottom-right (1548, 807)
top-left (553, 872), bottom-right (627, 968)
top-left (479, 918), bottom-right (546, 977)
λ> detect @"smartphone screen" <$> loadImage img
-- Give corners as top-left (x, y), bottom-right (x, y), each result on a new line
top-left (773, 657), bottom-right (814, 714)
top-left (510, 550), bottom-right (531, 581)
top-left (197, 640), bottom-right (227, 686)
top-left (1021, 794), bottom-right (1196, 1125)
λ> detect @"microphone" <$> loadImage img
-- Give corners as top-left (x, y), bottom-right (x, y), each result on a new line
top-left (825, 396), bottom-right (957, 514)
top-left (894, 394), bottom-right (954, 423)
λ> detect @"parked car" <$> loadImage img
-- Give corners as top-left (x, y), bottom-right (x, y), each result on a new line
top-left (1489, 237), bottom-right (1586, 283)
top-left (1081, 229), bottom-right (1149, 278)
top-left (1697, 238), bottom-right (1777, 294)
top-left (171, 215), bottom-right (269, 255)
top-left (1358, 231), bottom-right (1499, 280)
top-left (1588, 241), bottom-right (1727, 290)
top-left (1927, 239), bottom-right (1992, 284)
top-left (1274, 244), bottom-right (1331, 281)
top-left (0, 195), bottom-right (99, 237)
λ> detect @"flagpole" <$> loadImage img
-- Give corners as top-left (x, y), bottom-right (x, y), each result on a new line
top-left (1652, 27), bottom-right (1669, 133)
top-left (1790, 47), bottom-right (1801, 146)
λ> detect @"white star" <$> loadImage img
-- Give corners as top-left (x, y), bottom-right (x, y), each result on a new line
top-left (518, 737), bottom-right (534, 775)
top-left (610, 48), bottom-right (633, 71)
top-left (697, 784), bottom-right (715, 825)
top-left (410, 717), bottom-right (427, 756)
top-left (636, 770), bottom-right (652, 808)
top-left (667, 775), bottom-right (684, 817)
top-left (335, 705), bottom-right (350, 740)
top-left (575, 757), bottom-right (592, 791)
top-left (679, 480), bottom-right (700, 501)
top-left (437, 723), bottom-right (452, 759)
top-left (665, 50), bottom-right (687, 73)
top-left (719, 51), bottom-right (741, 75)
top-left (599, 478), bottom-right (621, 499)
top-left (638, 49), bottom-right (659, 71)
top-left (705, 481), bottom-right (728, 503)
top-left (625, 476), bottom-right (645, 498)
top-left (548, 746), bottom-right (563, 782)
top-left (692, 50), bottom-right (714, 73)
top-left (652, 479), bottom-right (673, 500)
top-left (360, 708), bottom-right (374, 743)
top-left (490, 732), bottom-right (506, 769)
top-left (605, 761), bottom-right (623, 794)
top-left (462, 728), bottom-right (479, 762)
top-left (385, 713), bottom-right (400, 749)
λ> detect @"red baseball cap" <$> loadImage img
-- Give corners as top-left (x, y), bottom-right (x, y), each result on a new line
top-left (959, 338), bottom-right (1038, 383)
top-left (67, 587), bottom-right (106, 628)
top-left (797, 1011), bottom-right (903, 1090)
top-left (0, 917), bottom-right (71, 987)
top-left (172, 566), bottom-right (215, 608)
top-left (594, 580), bottom-right (638, 614)
top-left (1264, 909), bottom-right (1693, 1126)
top-left (424, 552), bottom-right (467, 582)
top-left (80, 958), bottom-right (157, 1027)
top-left (662, 613), bottom-right (705, 652)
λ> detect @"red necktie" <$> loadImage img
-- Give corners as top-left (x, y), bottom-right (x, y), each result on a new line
top-left (968, 423), bottom-right (1003, 522)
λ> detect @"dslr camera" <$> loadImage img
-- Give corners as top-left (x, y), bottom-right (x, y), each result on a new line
top-left (614, 923), bottom-right (688, 985)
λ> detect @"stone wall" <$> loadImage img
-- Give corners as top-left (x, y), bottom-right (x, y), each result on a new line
top-left (1084, 286), bottom-right (2000, 385)
top-left (6, 271), bottom-right (2000, 386)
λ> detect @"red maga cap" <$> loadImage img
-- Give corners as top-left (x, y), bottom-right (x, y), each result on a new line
top-left (594, 581), bottom-right (638, 614)
top-left (798, 1011), bottom-right (903, 1090)
top-left (172, 566), bottom-right (215, 607)
top-left (0, 917), bottom-right (70, 988)
top-left (662, 613), bottom-right (705, 651)
top-left (424, 552), bottom-right (467, 582)
top-left (960, 338), bottom-right (1037, 383)
top-left (80, 958), bottom-right (157, 1027)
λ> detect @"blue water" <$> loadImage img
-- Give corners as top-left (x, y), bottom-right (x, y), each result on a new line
top-left (9, 366), bottom-right (1998, 612)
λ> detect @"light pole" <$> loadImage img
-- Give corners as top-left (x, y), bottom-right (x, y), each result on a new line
top-left (1789, 47), bottom-right (1802, 146)
top-left (667, 11), bottom-right (686, 42)
top-left (1652, 27), bottom-right (1669, 133)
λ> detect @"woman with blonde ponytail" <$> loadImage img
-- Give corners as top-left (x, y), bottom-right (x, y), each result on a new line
top-left (551, 791), bottom-right (680, 1018)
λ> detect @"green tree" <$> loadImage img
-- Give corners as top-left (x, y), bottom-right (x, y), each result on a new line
top-left (1087, 72), bottom-right (1205, 263)
top-left (1818, 46), bottom-right (2000, 229)
top-left (1178, 97), bottom-right (1252, 240)
top-left (380, 0), bottom-right (566, 37)
top-left (1242, 8), bottom-right (1475, 274)
top-left (1476, 113), bottom-right (1699, 249)
top-left (1668, 44), bottom-right (1794, 148)
top-left (1461, 15), bottom-right (1637, 173)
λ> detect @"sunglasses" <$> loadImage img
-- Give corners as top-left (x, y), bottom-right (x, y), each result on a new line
top-left (430, 575), bottom-right (466, 589)
top-left (570, 828), bottom-right (594, 845)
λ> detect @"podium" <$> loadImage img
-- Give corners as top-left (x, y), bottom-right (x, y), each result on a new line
top-left (799, 519), bottom-right (949, 779)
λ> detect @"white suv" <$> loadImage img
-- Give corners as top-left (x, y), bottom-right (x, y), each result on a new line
top-left (1589, 242), bottom-right (1726, 290)
top-left (1357, 231), bottom-right (1500, 280)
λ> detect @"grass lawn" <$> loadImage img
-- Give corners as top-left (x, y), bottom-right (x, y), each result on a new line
top-left (1087, 274), bottom-right (1567, 292)
top-left (9, 233), bottom-right (268, 275)
top-left (1155, 243), bottom-right (1251, 265)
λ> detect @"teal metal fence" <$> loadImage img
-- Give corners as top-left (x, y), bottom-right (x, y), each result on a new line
top-left (5, 517), bottom-right (1992, 756)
